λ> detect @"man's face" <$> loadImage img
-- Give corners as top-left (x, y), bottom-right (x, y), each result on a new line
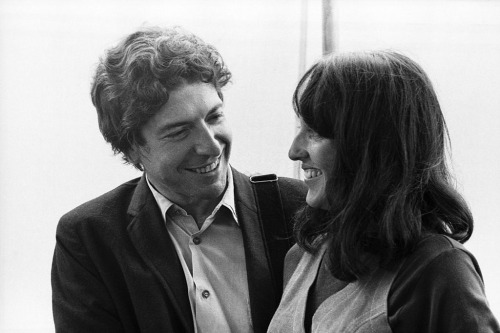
top-left (134, 82), bottom-right (232, 207)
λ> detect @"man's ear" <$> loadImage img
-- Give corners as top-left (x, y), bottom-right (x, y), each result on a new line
top-left (128, 145), bottom-right (142, 166)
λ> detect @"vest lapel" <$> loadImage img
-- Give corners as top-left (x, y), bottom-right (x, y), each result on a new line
top-left (126, 175), bottom-right (194, 333)
top-left (232, 168), bottom-right (278, 332)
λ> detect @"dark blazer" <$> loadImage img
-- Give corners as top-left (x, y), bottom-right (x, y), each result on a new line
top-left (52, 168), bottom-right (307, 332)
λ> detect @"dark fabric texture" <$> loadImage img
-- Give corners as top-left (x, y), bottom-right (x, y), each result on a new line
top-left (388, 235), bottom-right (500, 332)
top-left (51, 168), bottom-right (307, 333)
top-left (278, 235), bottom-right (500, 333)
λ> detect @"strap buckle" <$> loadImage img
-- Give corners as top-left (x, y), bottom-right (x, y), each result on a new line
top-left (249, 173), bottom-right (279, 184)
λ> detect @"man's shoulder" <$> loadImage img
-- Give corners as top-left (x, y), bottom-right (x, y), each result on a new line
top-left (232, 169), bottom-right (307, 216)
top-left (277, 176), bottom-right (308, 196)
top-left (58, 177), bottom-right (142, 230)
top-left (232, 168), bottom-right (306, 193)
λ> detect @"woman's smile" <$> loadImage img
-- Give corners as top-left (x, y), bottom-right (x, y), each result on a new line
top-left (303, 167), bottom-right (323, 179)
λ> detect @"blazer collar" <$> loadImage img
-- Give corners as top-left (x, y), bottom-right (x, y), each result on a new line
top-left (126, 174), bottom-right (194, 333)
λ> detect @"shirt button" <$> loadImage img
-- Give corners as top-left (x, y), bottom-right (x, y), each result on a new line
top-left (201, 290), bottom-right (210, 299)
top-left (193, 237), bottom-right (201, 245)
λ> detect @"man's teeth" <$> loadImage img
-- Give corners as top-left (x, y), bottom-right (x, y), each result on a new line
top-left (304, 169), bottom-right (323, 179)
top-left (190, 159), bottom-right (219, 174)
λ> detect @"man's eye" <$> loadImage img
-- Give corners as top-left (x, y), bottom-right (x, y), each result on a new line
top-left (164, 129), bottom-right (188, 139)
top-left (207, 112), bottom-right (224, 123)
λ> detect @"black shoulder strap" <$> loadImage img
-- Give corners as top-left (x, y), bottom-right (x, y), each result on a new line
top-left (250, 174), bottom-right (294, 297)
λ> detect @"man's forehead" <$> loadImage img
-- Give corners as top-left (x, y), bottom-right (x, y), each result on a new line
top-left (147, 83), bottom-right (223, 129)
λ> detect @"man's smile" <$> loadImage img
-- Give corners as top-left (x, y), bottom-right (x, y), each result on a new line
top-left (185, 155), bottom-right (222, 174)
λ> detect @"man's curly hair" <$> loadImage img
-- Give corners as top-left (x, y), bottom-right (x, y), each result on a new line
top-left (90, 26), bottom-right (232, 169)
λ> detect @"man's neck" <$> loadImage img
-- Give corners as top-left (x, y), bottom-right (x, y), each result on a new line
top-left (181, 197), bottom-right (222, 228)
top-left (146, 175), bottom-right (229, 228)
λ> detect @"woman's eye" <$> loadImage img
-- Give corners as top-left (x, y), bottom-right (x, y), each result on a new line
top-left (307, 128), bottom-right (316, 136)
top-left (305, 127), bottom-right (319, 139)
top-left (297, 119), bottom-right (321, 140)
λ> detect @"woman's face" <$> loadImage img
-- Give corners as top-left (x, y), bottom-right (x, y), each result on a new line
top-left (289, 117), bottom-right (335, 210)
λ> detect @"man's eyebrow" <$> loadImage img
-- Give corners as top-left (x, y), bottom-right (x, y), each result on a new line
top-left (207, 103), bottom-right (224, 114)
top-left (158, 120), bottom-right (191, 132)
top-left (157, 103), bottom-right (224, 133)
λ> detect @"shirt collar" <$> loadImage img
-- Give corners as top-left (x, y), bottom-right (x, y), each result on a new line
top-left (146, 166), bottom-right (239, 225)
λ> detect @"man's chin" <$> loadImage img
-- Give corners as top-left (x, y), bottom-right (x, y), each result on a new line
top-left (194, 181), bottom-right (227, 201)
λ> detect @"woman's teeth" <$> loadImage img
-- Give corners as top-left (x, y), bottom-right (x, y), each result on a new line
top-left (304, 168), bottom-right (323, 179)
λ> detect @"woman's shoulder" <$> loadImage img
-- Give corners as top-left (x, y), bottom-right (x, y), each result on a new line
top-left (386, 234), bottom-right (499, 332)
top-left (392, 234), bottom-right (481, 293)
top-left (398, 234), bottom-right (479, 278)
top-left (413, 234), bottom-right (471, 255)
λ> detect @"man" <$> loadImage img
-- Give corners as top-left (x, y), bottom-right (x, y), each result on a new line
top-left (51, 26), bottom-right (307, 333)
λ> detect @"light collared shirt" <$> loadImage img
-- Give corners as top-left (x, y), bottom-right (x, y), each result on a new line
top-left (146, 168), bottom-right (253, 333)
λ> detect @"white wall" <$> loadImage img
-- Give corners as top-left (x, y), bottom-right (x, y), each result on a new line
top-left (0, 0), bottom-right (499, 331)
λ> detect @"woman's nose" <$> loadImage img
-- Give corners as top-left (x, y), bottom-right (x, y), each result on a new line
top-left (288, 134), bottom-right (307, 161)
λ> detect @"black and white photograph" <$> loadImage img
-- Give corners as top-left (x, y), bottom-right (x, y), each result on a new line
top-left (1, 0), bottom-right (499, 331)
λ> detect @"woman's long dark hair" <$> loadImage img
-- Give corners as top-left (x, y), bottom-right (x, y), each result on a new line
top-left (293, 51), bottom-right (473, 281)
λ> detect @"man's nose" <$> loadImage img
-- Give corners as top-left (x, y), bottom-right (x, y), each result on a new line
top-left (195, 124), bottom-right (223, 156)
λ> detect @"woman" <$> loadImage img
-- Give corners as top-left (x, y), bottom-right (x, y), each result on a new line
top-left (268, 51), bottom-right (499, 332)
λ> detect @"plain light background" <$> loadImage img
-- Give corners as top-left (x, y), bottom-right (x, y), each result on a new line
top-left (1, 0), bottom-right (499, 331)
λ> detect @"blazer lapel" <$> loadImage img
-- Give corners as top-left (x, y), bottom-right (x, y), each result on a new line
top-left (232, 168), bottom-right (278, 332)
top-left (126, 175), bottom-right (194, 333)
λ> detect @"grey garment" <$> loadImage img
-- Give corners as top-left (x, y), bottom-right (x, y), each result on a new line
top-left (268, 243), bottom-right (398, 333)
